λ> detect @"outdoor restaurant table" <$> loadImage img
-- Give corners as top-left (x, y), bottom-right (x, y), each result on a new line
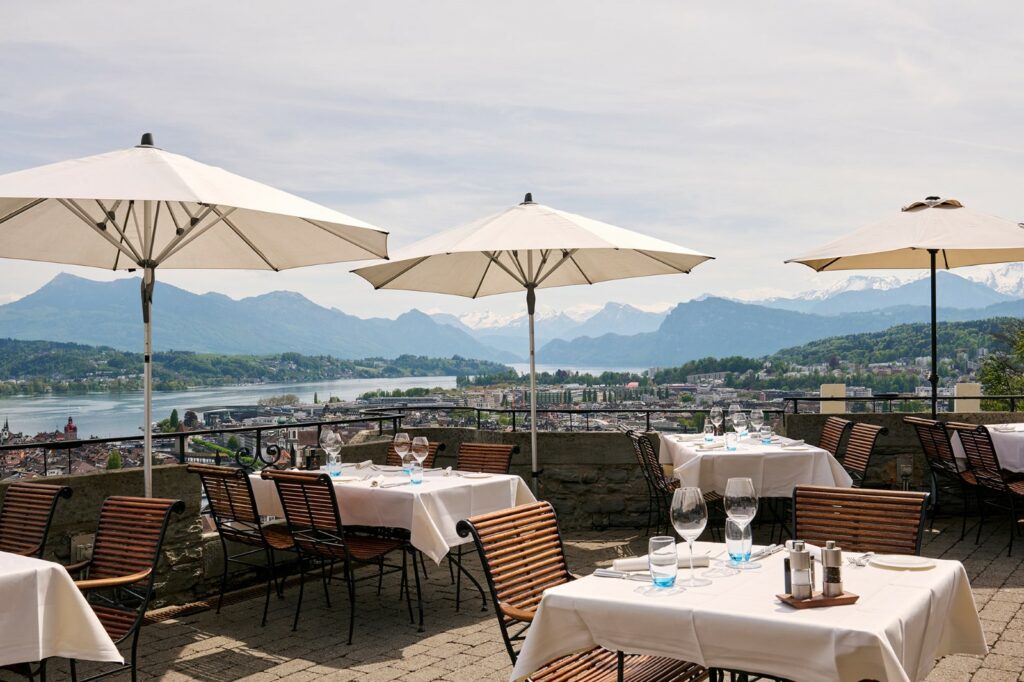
top-left (660, 433), bottom-right (852, 497)
top-left (510, 541), bottom-right (986, 682)
top-left (0, 551), bottom-right (122, 667)
top-left (249, 468), bottom-right (535, 563)
top-left (950, 423), bottom-right (1024, 472)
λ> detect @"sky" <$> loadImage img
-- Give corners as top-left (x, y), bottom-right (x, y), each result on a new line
top-left (1, 1), bottom-right (1022, 320)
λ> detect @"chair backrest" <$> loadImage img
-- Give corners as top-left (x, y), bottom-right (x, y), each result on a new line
top-left (385, 440), bottom-right (444, 468)
top-left (627, 430), bottom-right (672, 494)
top-left (792, 485), bottom-right (929, 555)
top-left (456, 501), bottom-right (573, 664)
top-left (0, 482), bottom-right (72, 558)
top-left (187, 463), bottom-right (263, 541)
top-left (260, 469), bottom-right (346, 558)
top-left (904, 416), bottom-right (961, 477)
top-left (947, 422), bottom-right (1005, 492)
top-left (89, 496), bottom-right (185, 582)
top-left (818, 416), bottom-right (853, 458)
top-left (842, 423), bottom-right (887, 487)
top-left (456, 442), bottom-right (518, 474)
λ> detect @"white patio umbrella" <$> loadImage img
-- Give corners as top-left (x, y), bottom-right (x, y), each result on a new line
top-left (353, 193), bottom-right (713, 493)
top-left (0, 134), bottom-right (388, 496)
top-left (786, 196), bottom-right (1024, 417)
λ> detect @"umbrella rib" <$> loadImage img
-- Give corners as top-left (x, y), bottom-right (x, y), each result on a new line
top-left (58, 199), bottom-right (140, 265)
top-left (373, 256), bottom-right (431, 289)
top-left (635, 249), bottom-right (700, 274)
top-left (483, 251), bottom-right (527, 287)
top-left (509, 251), bottom-right (530, 285)
top-left (0, 198), bottom-right (46, 226)
top-left (568, 253), bottom-right (593, 285)
top-left (94, 199), bottom-right (143, 269)
top-left (535, 249), bottom-right (578, 286)
top-left (300, 218), bottom-right (388, 259)
top-left (146, 201), bottom-right (161, 262)
top-left (942, 249), bottom-right (950, 269)
top-left (815, 257), bottom-right (841, 272)
top-left (471, 257), bottom-right (493, 299)
top-left (155, 204), bottom-right (228, 264)
top-left (211, 206), bottom-right (279, 271)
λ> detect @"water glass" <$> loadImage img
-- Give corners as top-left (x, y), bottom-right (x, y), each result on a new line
top-left (670, 487), bottom-right (711, 587)
top-left (409, 461), bottom-right (424, 485)
top-left (328, 452), bottom-right (342, 478)
top-left (759, 424), bottom-right (773, 444)
top-left (725, 518), bottom-right (752, 563)
top-left (724, 477), bottom-right (759, 570)
top-left (703, 422), bottom-right (715, 442)
top-left (725, 432), bottom-right (737, 451)
top-left (648, 536), bottom-right (678, 588)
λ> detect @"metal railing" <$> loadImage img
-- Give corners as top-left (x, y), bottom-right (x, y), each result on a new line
top-left (785, 394), bottom-right (1024, 414)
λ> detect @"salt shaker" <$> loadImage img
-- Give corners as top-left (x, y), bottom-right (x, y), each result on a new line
top-left (821, 540), bottom-right (843, 598)
top-left (789, 541), bottom-right (813, 600)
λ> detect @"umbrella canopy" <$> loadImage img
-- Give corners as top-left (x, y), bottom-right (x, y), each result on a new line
top-left (354, 193), bottom-right (713, 491)
top-left (0, 134), bottom-right (389, 495)
top-left (786, 196), bottom-right (1024, 415)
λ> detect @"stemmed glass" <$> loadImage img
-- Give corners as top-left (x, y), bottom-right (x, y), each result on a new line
top-left (724, 477), bottom-right (759, 570)
top-left (411, 436), bottom-right (429, 467)
top-left (749, 409), bottom-right (765, 432)
top-left (670, 487), bottom-right (711, 587)
top-left (709, 406), bottom-right (723, 435)
top-left (731, 412), bottom-right (748, 438)
top-left (319, 427), bottom-right (343, 477)
top-left (393, 433), bottom-right (411, 472)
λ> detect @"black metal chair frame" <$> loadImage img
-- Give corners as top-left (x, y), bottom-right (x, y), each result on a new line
top-left (904, 417), bottom-right (975, 540)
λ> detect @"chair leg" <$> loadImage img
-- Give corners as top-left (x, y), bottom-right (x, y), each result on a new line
top-left (293, 559), bottom-right (306, 632)
top-left (346, 562), bottom-right (356, 646)
top-left (404, 550), bottom-right (415, 624)
top-left (216, 538), bottom-right (229, 614)
top-left (412, 547), bottom-right (425, 632)
top-left (377, 558), bottom-right (384, 596)
top-left (320, 560), bottom-right (332, 608)
top-left (39, 658), bottom-right (47, 682)
top-left (1008, 494), bottom-right (1018, 557)
top-left (976, 490), bottom-right (986, 545)
top-left (455, 543), bottom-right (463, 612)
top-left (262, 547), bottom-right (274, 627)
top-left (129, 626), bottom-right (141, 682)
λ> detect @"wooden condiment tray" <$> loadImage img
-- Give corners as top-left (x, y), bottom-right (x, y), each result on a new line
top-left (776, 591), bottom-right (859, 608)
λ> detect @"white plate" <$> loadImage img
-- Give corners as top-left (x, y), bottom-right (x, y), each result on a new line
top-left (461, 472), bottom-right (493, 479)
top-left (868, 555), bottom-right (936, 570)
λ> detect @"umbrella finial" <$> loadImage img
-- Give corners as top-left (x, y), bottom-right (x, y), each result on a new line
top-left (521, 193), bottom-right (535, 205)
top-left (137, 133), bottom-right (155, 148)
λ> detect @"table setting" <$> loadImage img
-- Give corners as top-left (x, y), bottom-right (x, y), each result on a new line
top-left (950, 422), bottom-right (1024, 472)
top-left (510, 477), bottom-right (987, 682)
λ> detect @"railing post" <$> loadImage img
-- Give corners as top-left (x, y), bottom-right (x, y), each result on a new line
top-left (67, 447), bottom-right (72, 475)
top-left (178, 434), bottom-right (186, 464)
top-left (476, 409), bottom-right (481, 430)
top-left (378, 419), bottom-right (384, 436)
top-left (569, 412), bottom-right (573, 432)
top-left (585, 412), bottom-right (590, 431)
top-left (44, 449), bottom-right (49, 475)
top-left (512, 410), bottom-right (517, 432)
top-left (255, 429), bottom-right (262, 465)
top-left (1012, 397), bottom-right (1017, 413)
top-left (646, 411), bottom-right (651, 432)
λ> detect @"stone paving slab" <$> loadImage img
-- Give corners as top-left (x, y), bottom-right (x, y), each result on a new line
top-left (4, 511), bottom-right (1023, 681)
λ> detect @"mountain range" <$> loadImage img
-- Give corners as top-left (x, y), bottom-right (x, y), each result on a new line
top-left (2, 267), bottom-right (1023, 366)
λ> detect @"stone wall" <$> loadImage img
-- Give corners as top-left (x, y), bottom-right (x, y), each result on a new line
top-left (0, 464), bottom-right (203, 607)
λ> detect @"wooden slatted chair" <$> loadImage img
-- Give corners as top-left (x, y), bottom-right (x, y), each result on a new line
top-left (792, 485), bottom-right (928, 555)
top-left (456, 502), bottom-right (706, 682)
top-left (456, 441), bottom-right (519, 474)
top-left (947, 422), bottom-right (1024, 556)
top-left (627, 430), bottom-right (721, 537)
top-left (0, 481), bottom-right (72, 558)
top-left (187, 464), bottom-right (295, 625)
top-left (904, 417), bottom-right (976, 539)
top-left (67, 496), bottom-right (185, 682)
top-left (840, 423), bottom-right (887, 487)
top-left (260, 469), bottom-right (419, 643)
top-left (818, 416), bottom-right (853, 459)
top-left (385, 440), bottom-right (445, 468)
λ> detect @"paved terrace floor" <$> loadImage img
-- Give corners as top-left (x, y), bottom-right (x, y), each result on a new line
top-left (8, 512), bottom-right (1024, 682)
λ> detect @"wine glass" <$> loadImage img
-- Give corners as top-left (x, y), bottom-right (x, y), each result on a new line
top-left (319, 427), bottom-right (343, 476)
top-left (749, 409), bottom-right (765, 431)
top-left (731, 412), bottom-right (747, 438)
top-left (709, 406), bottom-right (723, 435)
top-left (393, 432), bottom-right (411, 472)
top-left (670, 487), bottom-right (711, 587)
top-left (411, 436), bottom-right (429, 469)
top-left (723, 477), bottom-right (759, 570)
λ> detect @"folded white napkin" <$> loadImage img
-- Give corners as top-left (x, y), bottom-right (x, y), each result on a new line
top-left (612, 548), bottom-right (710, 572)
top-left (697, 442), bottom-right (725, 451)
top-left (354, 459), bottom-right (373, 469)
top-left (368, 475), bottom-right (386, 487)
top-left (781, 439), bottom-right (806, 448)
top-left (675, 434), bottom-right (705, 442)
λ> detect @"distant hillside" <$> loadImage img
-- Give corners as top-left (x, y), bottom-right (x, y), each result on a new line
top-left (0, 337), bottom-right (512, 395)
top-left (0, 274), bottom-right (518, 362)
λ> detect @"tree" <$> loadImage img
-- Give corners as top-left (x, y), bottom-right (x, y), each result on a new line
top-left (313, 392), bottom-right (319, 404)
top-left (106, 450), bottom-right (122, 470)
top-left (226, 435), bottom-right (241, 452)
top-left (169, 409), bottom-right (179, 430)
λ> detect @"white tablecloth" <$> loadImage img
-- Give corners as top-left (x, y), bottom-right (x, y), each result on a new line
top-left (250, 470), bottom-right (535, 563)
top-left (511, 541), bottom-right (986, 682)
top-left (951, 424), bottom-right (1024, 472)
top-left (0, 551), bottom-right (122, 666)
top-left (660, 434), bottom-right (852, 497)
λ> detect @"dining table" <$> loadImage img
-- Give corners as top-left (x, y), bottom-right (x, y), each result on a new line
top-left (950, 423), bottom-right (1024, 472)
top-left (660, 433), bottom-right (852, 497)
top-left (0, 551), bottom-right (122, 668)
top-left (510, 540), bottom-right (986, 682)
top-left (249, 465), bottom-right (536, 563)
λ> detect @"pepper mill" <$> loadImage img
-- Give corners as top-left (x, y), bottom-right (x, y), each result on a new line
top-left (789, 541), bottom-right (813, 600)
top-left (821, 540), bottom-right (844, 598)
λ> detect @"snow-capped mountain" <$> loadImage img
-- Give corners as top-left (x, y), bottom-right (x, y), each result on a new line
top-left (964, 263), bottom-right (1024, 298)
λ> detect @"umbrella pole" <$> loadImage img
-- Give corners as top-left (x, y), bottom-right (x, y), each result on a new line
top-left (527, 285), bottom-right (539, 496)
top-left (142, 266), bottom-right (155, 497)
top-left (929, 249), bottom-right (938, 419)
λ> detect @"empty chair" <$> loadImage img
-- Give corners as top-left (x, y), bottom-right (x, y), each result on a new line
top-left (385, 440), bottom-right (444, 468)
top-left (0, 481), bottom-right (72, 558)
top-left (188, 463), bottom-right (295, 625)
top-left (818, 416), bottom-right (853, 458)
top-left (456, 501), bottom-right (706, 682)
top-left (792, 485), bottom-right (929, 555)
top-left (947, 422), bottom-right (1024, 556)
top-left (455, 441), bottom-right (518, 474)
top-left (841, 423), bottom-right (887, 487)
top-left (904, 416), bottom-right (976, 539)
top-left (67, 496), bottom-right (185, 682)
top-left (260, 469), bottom-right (419, 643)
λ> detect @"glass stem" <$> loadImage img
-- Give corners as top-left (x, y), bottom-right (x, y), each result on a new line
top-left (687, 538), bottom-right (695, 577)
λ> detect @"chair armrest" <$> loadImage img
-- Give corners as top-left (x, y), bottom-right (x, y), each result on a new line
top-left (63, 559), bottom-right (91, 575)
top-left (498, 601), bottom-right (534, 623)
top-left (75, 568), bottom-right (152, 591)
